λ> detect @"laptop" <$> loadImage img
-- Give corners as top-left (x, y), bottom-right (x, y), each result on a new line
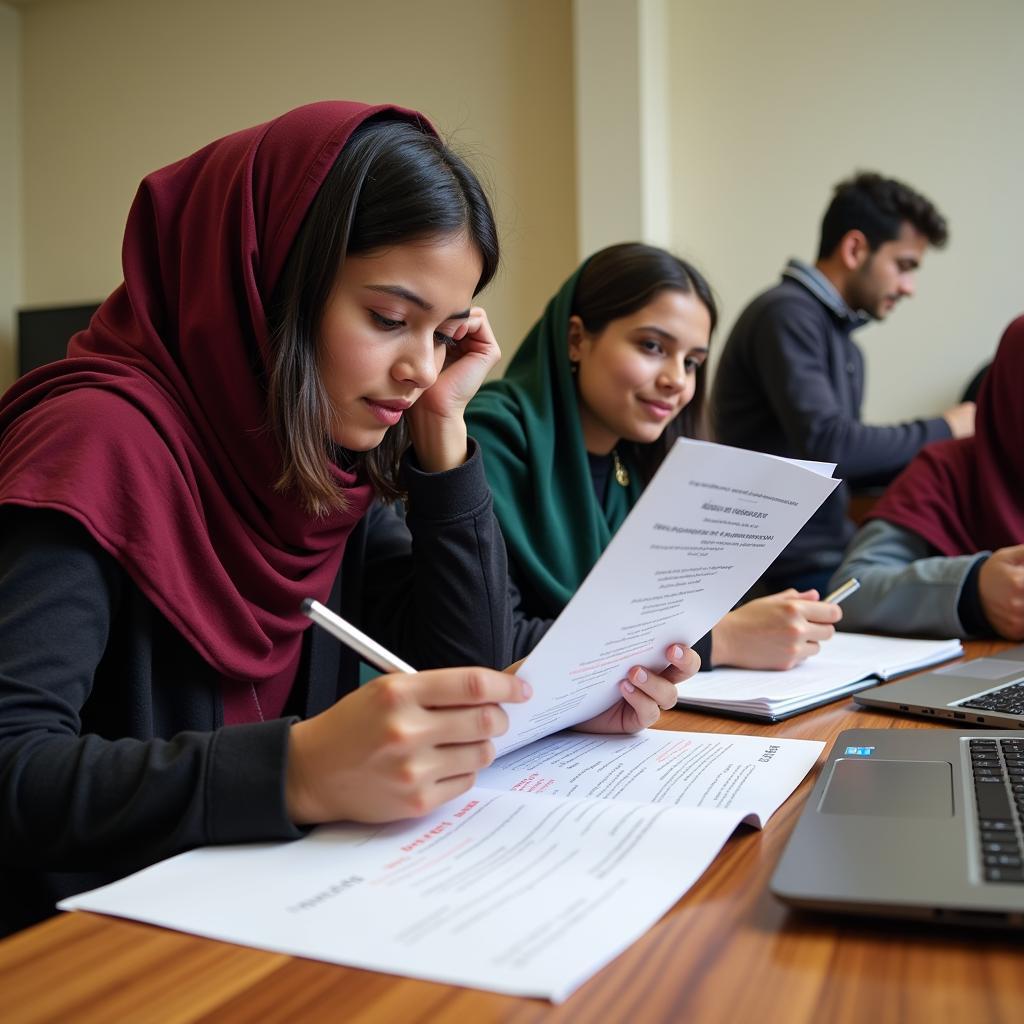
top-left (853, 643), bottom-right (1024, 728)
top-left (771, 728), bottom-right (1024, 928)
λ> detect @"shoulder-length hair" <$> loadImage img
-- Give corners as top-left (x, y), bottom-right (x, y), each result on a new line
top-left (572, 242), bottom-right (717, 485)
top-left (266, 118), bottom-right (499, 516)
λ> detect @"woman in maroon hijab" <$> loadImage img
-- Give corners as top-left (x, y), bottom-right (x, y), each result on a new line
top-left (830, 315), bottom-right (1024, 640)
top-left (0, 101), bottom-right (694, 935)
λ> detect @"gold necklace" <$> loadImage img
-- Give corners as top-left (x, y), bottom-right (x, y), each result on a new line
top-left (612, 449), bottom-right (630, 487)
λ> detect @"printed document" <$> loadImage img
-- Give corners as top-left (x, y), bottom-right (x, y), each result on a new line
top-left (60, 729), bottom-right (823, 1002)
top-left (501, 439), bottom-right (839, 754)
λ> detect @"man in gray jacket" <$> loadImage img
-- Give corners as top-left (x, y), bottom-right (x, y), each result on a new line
top-left (713, 171), bottom-right (975, 595)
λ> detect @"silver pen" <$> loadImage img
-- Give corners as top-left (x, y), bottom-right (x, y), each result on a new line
top-left (301, 598), bottom-right (416, 674)
top-left (823, 577), bottom-right (861, 605)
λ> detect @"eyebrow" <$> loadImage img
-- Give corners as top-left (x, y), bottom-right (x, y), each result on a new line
top-left (365, 284), bottom-right (471, 320)
top-left (634, 324), bottom-right (709, 354)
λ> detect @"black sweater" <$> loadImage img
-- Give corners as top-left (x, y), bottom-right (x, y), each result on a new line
top-left (713, 274), bottom-right (950, 587)
top-left (0, 444), bottom-right (546, 935)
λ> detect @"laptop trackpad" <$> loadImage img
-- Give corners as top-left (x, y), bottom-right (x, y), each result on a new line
top-left (820, 759), bottom-right (953, 817)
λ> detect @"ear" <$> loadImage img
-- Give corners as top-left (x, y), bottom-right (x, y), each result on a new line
top-left (567, 315), bottom-right (586, 365)
top-left (838, 229), bottom-right (871, 271)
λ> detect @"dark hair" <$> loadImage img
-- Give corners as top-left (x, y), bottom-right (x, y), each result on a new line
top-left (572, 242), bottom-right (717, 484)
top-left (267, 118), bottom-right (499, 515)
top-left (817, 171), bottom-right (948, 259)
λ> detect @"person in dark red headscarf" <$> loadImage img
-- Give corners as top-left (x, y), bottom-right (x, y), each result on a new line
top-left (0, 102), bottom-right (696, 935)
top-left (829, 315), bottom-right (1024, 640)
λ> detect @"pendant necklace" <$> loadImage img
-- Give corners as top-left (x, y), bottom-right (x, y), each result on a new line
top-left (612, 449), bottom-right (630, 487)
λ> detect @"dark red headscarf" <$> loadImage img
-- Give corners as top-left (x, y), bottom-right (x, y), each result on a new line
top-left (867, 315), bottom-right (1024, 555)
top-left (0, 101), bottom-right (430, 723)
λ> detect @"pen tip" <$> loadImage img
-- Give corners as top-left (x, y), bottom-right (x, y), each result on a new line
top-left (300, 597), bottom-right (314, 613)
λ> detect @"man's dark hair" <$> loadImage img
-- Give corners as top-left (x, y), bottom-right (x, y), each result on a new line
top-left (573, 242), bottom-right (718, 484)
top-left (266, 118), bottom-right (499, 516)
top-left (817, 171), bottom-right (948, 259)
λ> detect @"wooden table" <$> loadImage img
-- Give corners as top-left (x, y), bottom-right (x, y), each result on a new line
top-left (4, 640), bottom-right (1024, 1023)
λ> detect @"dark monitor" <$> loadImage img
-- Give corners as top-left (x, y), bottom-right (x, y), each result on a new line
top-left (17, 303), bottom-right (101, 377)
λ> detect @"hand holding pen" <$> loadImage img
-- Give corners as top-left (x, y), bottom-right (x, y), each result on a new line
top-left (710, 579), bottom-right (855, 671)
top-left (283, 599), bottom-right (531, 826)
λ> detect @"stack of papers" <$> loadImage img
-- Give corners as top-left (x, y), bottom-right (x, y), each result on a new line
top-left (675, 632), bottom-right (963, 721)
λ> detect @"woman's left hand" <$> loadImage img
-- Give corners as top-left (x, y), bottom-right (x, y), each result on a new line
top-left (407, 306), bottom-right (500, 471)
top-left (575, 643), bottom-right (700, 734)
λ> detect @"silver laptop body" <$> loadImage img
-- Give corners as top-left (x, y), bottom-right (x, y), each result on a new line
top-left (771, 728), bottom-right (1024, 928)
top-left (853, 643), bottom-right (1024, 728)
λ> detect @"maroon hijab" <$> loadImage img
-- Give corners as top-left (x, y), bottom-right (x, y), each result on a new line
top-left (868, 315), bottom-right (1024, 556)
top-left (0, 101), bottom-right (429, 723)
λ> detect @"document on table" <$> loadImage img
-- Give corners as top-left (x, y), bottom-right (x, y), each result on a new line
top-left (60, 729), bottom-right (823, 1003)
top-left (500, 438), bottom-right (840, 754)
top-left (675, 632), bottom-right (964, 721)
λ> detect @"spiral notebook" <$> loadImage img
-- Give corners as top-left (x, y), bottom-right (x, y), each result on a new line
top-left (675, 631), bottom-right (963, 721)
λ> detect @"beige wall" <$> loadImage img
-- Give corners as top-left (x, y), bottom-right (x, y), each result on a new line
top-left (573, 0), bottom-right (672, 255)
top-left (13, 0), bottom-right (576, 390)
top-left (0, 3), bottom-right (21, 387)
top-left (668, 0), bottom-right (1024, 424)
top-left (16, 0), bottom-right (1021, 424)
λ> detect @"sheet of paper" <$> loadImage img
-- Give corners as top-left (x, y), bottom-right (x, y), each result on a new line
top-left (59, 789), bottom-right (744, 1003)
top-left (682, 437), bottom-right (836, 478)
top-left (58, 727), bottom-right (821, 1002)
top-left (477, 728), bottom-right (824, 827)
top-left (501, 438), bottom-right (839, 754)
top-left (676, 632), bottom-right (963, 716)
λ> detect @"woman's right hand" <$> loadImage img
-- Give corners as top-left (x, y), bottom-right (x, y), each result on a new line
top-left (285, 668), bottom-right (532, 825)
top-left (406, 306), bottom-right (502, 473)
top-left (711, 589), bottom-right (842, 670)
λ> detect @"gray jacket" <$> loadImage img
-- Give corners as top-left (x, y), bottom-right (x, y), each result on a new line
top-left (830, 519), bottom-right (989, 638)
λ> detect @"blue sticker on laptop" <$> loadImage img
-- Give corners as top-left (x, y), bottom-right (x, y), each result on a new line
top-left (844, 746), bottom-right (876, 756)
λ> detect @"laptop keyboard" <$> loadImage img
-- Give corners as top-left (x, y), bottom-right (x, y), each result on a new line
top-left (971, 738), bottom-right (1024, 883)
top-left (961, 682), bottom-right (1024, 715)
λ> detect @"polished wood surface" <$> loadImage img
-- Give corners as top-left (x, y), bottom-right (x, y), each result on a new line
top-left (4, 640), bottom-right (1024, 1023)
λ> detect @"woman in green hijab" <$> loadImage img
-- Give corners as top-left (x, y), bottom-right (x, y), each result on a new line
top-left (469, 243), bottom-right (842, 671)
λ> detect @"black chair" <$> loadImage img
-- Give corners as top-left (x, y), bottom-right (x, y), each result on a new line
top-left (961, 362), bottom-right (990, 404)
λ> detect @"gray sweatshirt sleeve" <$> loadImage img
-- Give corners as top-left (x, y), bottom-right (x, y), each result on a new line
top-left (830, 519), bottom-right (989, 638)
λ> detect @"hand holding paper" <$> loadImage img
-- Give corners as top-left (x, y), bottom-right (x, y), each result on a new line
top-left (500, 439), bottom-right (840, 754)
top-left (574, 642), bottom-right (701, 734)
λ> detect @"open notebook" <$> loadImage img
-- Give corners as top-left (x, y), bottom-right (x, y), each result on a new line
top-left (675, 632), bottom-right (963, 721)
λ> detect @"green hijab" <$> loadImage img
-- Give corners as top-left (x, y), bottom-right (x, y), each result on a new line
top-left (466, 263), bottom-right (645, 619)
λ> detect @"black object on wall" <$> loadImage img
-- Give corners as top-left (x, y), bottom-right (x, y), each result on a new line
top-left (17, 303), bottom-right (101, 377)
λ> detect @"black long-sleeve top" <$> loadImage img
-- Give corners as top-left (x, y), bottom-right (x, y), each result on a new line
top-left (712, 268), bottom-right (951, 588)
top-left (0, 443), bottom-right (546, 935)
